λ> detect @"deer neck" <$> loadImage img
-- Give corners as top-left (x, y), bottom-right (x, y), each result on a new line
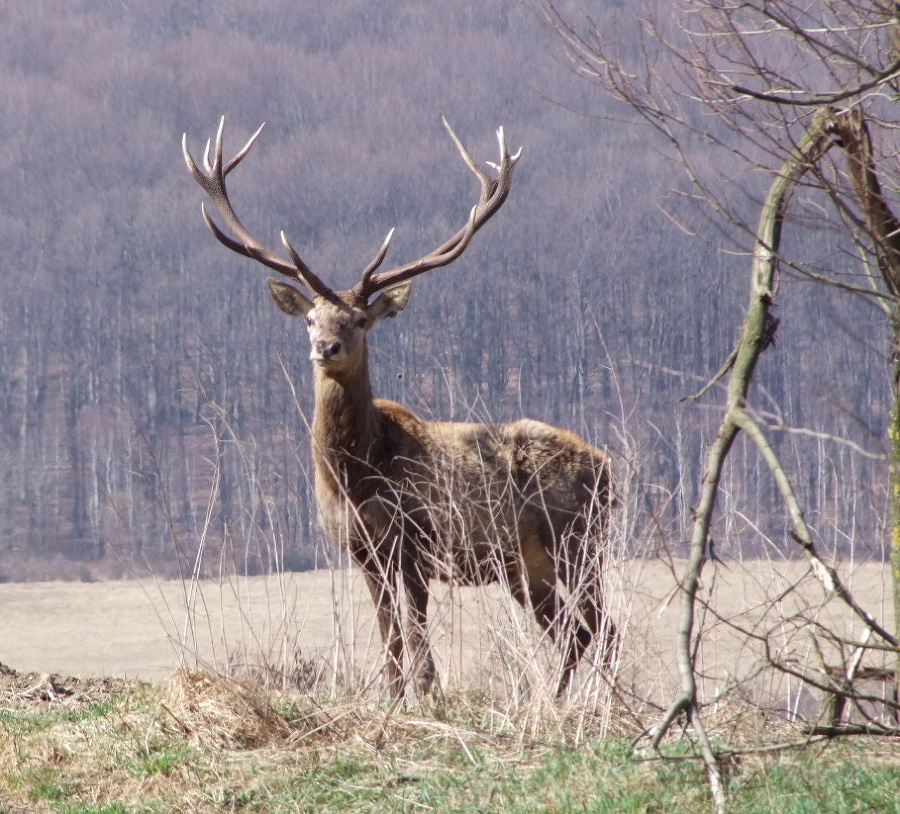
top-left (311, 352), bottom-right (382, 485)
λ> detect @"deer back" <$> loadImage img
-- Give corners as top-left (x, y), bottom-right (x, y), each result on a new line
top-left (362, 403), bottom-right (613, 582)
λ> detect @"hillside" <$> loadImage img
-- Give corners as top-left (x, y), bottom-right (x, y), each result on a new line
top-left (0, 1), bottom-right (891, 579)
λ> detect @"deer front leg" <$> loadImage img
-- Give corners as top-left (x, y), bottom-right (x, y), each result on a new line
top-left (403, 562), bottom-right (437, 696)
top-left (359, 558), bottom-right (405, 699)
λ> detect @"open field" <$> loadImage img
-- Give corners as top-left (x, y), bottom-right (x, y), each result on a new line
top-left (1, 559), bottom-right (898, 813)
top-left (0, 558), bottom-right (893, 701)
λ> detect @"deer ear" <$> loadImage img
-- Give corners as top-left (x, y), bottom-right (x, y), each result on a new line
top-left (368, 282), bottom-right (412, 323)
top-left (267, 278), bottom-right (314, 317)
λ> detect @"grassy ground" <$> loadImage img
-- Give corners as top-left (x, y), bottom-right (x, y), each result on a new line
top-left (1, 665), bottom-right (898, 814)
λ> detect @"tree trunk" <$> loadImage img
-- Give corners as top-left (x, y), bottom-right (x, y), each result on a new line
top-left (828, 107), bottom-right (900, 680)
top-left (890, 343), bottom-right (900, 677)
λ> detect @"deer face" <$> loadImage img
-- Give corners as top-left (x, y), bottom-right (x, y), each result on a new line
top-left (266, 278), bottom-right (412, 370)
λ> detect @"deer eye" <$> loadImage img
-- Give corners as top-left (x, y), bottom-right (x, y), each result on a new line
top-left (354, 315), bottom-right (368, 329)
top-left (305, 316), bottom-right (315, 328)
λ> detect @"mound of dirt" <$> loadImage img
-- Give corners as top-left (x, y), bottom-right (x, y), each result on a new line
top-left (0, 660), bottom-right (148, 711)
top-left (166, 668), bottom-right (298, 748)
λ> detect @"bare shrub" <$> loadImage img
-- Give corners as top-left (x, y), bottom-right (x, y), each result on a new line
top-left (166, 668), bottom-right (293, 748)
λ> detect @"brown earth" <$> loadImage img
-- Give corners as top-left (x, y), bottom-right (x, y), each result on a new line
top-left (0, 559), bottom-right (893, 708)
top-left (0, 660), bottom-right (142, 713)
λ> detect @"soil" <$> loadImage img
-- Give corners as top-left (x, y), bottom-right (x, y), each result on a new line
top-left (0, 659), bottom-right (144, 712)
top-left (0, 560), bottom-right (893, 707)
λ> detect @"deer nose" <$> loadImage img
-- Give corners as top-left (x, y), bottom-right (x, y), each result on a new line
top-left (316, 339), bottom-right (342, 359)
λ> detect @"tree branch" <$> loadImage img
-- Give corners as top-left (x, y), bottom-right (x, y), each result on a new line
top-left (645, 112), bottom-right (836, 809)
top-left (732, 59), bottom-right (900, 107)
top-left (732, 407), bottom-right (899, 648)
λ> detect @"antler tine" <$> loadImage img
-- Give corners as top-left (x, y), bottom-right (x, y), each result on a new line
top-left (183, 117), bottom-right (334, 299)
top-left (442, 116), bottom-right (487, 187)
top-left (358, 228), bottom-right (396, 298)
top-left (351, 120), bottom-right (521, 301)
top-left (280, 231), bottom-right (334, 299)
top-left (223, 119), bottom-right (265, 175)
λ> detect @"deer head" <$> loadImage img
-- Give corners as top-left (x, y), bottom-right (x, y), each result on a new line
top-left (266, 276), bottom-right (412, 372)
top-left (182, 117), bottom-right (521, 374)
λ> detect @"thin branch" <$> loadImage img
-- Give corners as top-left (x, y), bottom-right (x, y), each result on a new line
top-left (732, 407), bottom-right (898, 648)
top-left (684, 343), bottom-right (737, 402)
top-left (806, 723), bottom-right (900, 736)
top-left (732, 59), bottom-right (900, 106)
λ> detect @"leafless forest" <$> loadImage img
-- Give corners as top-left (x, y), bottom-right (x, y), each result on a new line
top-left (0, 0), bottom-right (890, 581)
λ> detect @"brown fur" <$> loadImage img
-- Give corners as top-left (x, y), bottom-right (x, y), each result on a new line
top-left (281, 288), bottom-right (616, 698)
top-left (183, 118), bottom-right (614, 697)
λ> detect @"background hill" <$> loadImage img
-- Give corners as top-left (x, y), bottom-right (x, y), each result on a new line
top-left (0, 0), bottom-right (889, 580)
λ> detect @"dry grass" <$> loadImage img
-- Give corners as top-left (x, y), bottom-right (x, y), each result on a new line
top-left (164, 668), bottom-right (295, 748)
top-left (0, 556), bottom-right (893, 730)
top-left (2, 661), bottom-right (899, 814)
top-left (0, 662), bottom-right (613, 812)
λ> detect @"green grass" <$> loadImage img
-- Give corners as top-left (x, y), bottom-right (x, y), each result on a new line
top-left (0, 700), bottom-right (116, 739)
top-left (1, 680), bottom-right (898, 814)
top-left (123, 744), bottom-right (196, 779)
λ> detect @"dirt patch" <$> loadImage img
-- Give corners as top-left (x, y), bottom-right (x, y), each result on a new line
top-left (0, 560), bottom-right (893, 711)
top-left (0, 660), bottom-right (146, 713)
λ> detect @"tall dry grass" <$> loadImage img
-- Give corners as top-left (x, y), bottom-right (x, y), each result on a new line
top-left (154, 363), bottom-right (897, 751)
top-left (152, 372), bottom-right (650, 743)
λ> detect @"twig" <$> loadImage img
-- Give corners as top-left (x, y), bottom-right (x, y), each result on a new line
top-left (731, 59), bottom-right (900, 106)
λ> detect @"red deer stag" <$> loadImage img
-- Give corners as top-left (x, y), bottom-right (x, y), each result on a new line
top-left (183, 117), bottom-right (616, 698)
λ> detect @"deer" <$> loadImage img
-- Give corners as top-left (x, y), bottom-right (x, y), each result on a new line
top-left (182, 117), bottom-right (616, 699)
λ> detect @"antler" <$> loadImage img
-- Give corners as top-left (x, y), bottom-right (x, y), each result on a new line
top-left (184, 117), bottom-right (521, 303)
top-left (182, 116), bottom-right (334, 299)
top-left (351, 118), bottom-right (522, 301)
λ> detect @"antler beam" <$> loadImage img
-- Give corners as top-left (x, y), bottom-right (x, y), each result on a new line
top-left (182, 116), bottom-right (334, 298)
top-left (184, 117), bottom-right (521, 304)
top-left (352, 118), bottom-right (522, 301)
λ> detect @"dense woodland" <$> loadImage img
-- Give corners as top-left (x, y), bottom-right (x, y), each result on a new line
top-left (0, 1), bottom-right (891, 580)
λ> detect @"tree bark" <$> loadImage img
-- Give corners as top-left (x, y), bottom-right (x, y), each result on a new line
top-left (827, 107), bottom-right (900, 681)
top-left (646, 111), bottom-right (835, 813)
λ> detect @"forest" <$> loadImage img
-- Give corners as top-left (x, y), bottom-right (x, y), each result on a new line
top-left (0, 0), bottom-right (891, 581)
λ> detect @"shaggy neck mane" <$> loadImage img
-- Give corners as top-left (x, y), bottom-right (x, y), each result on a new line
top-left (311, 351), bottom-right (381, 484)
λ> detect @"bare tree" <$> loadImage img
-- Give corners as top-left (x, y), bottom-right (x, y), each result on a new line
top-left (546, 1), bottom-right (900, 809)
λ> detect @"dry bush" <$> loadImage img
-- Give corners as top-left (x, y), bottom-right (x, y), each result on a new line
top-left (163, 409), bottom-right (650, 745)
top-left (165, 668), bottom-right (295, 748)
top-left (224, 644), bottom-right (327, 693)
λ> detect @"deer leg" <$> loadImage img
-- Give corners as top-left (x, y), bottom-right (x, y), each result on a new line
top-left (403, 563), bottom-right (437, 696)
top-left (515, 535), bottom-right (591, 696)
top-left (531, 576), bottom-right (591, 696)
top-left (360, 559), bottom-right (404, 699)
top-left (558, 544), bottom-right (617, 674)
